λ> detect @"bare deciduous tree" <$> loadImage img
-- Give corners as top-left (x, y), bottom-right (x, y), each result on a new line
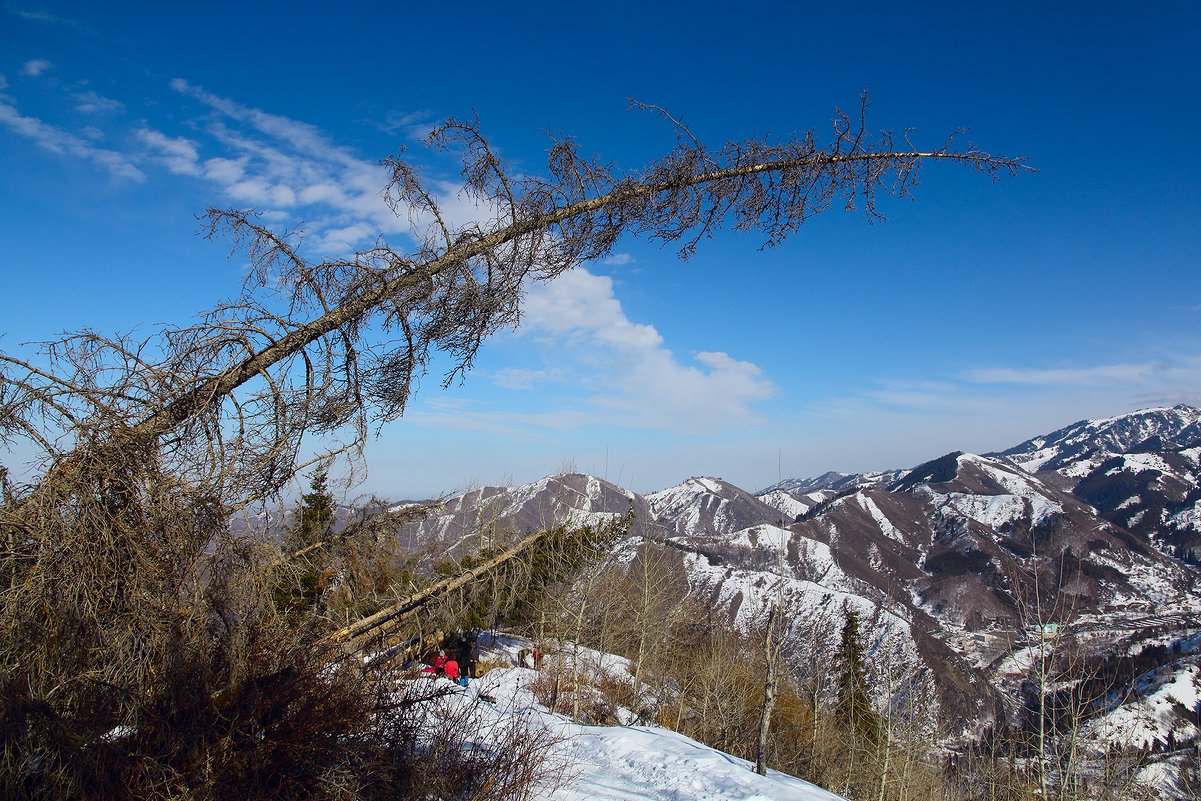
top-left (2, 98), bottom-right (1025, 505)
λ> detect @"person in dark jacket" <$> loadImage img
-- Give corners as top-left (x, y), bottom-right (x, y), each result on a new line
top-left (457, 637), bottom-right (473, 679)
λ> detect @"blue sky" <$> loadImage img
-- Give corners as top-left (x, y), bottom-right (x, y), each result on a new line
top-left (2, 1), bottom-right (1200, 499)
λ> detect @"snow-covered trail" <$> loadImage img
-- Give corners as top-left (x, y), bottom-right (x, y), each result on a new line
top-left (458, 635), bottom-right (847, 801)
top-left (547, 719), bottom-right (845, 801)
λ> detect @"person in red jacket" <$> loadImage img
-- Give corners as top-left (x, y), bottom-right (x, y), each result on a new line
top-left (422, 649), bottom-right (448, 675)
top-left (443, 657), bottom-right (460, 681)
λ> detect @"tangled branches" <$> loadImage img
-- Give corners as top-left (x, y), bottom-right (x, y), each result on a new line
top-left (0, 99), bottom-right (1026, 798)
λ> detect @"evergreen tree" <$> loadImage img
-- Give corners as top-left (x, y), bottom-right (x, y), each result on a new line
top-left (833, 608), bottom-right (879, 747)
top-left (292, 464), bottom-right (335, 552)
top-left (276, 464), bottom-right (336, 615)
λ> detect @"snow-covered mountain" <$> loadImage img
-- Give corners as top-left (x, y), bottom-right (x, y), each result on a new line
top-left (991, 404), bottom-right (1201, 564)
top-left (647, 476), bottom-right (785, 535)
top-left (762, 469), bottom-right (906, 498)
top-left (388, 405), bottom-right (1201, 793)
top-left (995, 404), bottom-right (1201, 474)
top-left (395, 472), bottom-right (650, 553)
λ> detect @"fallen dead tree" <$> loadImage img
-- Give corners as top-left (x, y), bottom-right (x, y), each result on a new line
top-left (0, 99), bottom-right (1024, 799)
top-left (330, 527), bottom-right (554, 650)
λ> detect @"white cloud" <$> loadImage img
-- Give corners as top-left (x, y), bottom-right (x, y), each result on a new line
top-left (0, 97), bottom-right (143, 180)
top-left (0, 73), bottom-right (472, 255)
top-left (514, 267), bottom-right (776, 431)
top-left (603, 252), bottom-right (635, 265)
top-left (74, 90), bottom-right (123, 115)
top-left (964, 362), bottom-right (1162, 385)
top-left (142, 79), bottom-right (413, 252)
top-left (137, 128), bottom-right (201, 175)
top-left (370, 109), bottom-right (436, 141)
top-left (202, 156), bottom-right (247, 184)
top-left (21, 59), bottom-right (52, 77)
top-left (524, 269), bottom-right (663, 351)
top-left (13, 9), bottom-right (82, 28)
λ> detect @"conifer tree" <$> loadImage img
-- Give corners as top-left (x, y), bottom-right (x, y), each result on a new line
top-left (276, 464), bottom-right (336, 614)
top-left (294, 464), bottom-right (335, 551)
top-left (834, 608), bottom-right (879, 747)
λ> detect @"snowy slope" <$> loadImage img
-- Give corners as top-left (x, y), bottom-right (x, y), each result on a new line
top-left (991, 405), bottom-right (1201, 563)
top-left (995, 404), bottom-right (1201, 474)
top-left (648, 477), bottom-right (782, 536)
top-left (400, 472), bottom-right (648, 550)
top-left (418, 635), bottom-right (848, 801)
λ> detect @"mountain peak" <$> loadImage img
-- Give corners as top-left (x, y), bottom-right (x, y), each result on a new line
top-left (994, 404), bottom-right (1201, 473)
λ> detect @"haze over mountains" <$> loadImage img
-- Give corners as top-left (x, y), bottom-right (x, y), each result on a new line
top-left (394, 404), bottom-right (1201, 792)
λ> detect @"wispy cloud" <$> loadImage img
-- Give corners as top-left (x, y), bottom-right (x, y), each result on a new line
top-left (136, 78), bottom-right (417, 251)
top-left (20, 59), bottom-right (52, 77)
top-left (964, 362), bottom-right (1163, 385)
top-left (136, 128), bottom-right (201, 176)
top-left (10, 8), bottom-right (84, 28)
top-left (73, 90), bottom-right (122, 115)
top-left (0, 94), bottom-right (143, 180)
top-left (367, 109), bottom-right (436, 140)
top-left (603, 252), bottom-right (635, 265)
top-left (0, 72), bottom-right (481, 253)
top-left (863, 380), bottom-right (960, 409)
top-left (493, 367), bottom-right (567, 390)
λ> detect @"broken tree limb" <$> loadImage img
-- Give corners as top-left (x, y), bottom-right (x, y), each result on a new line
top-left (327, 526), bottom-right (553, 651)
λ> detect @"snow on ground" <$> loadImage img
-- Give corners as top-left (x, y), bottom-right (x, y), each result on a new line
top-left (1085, 659), bottom-right (1201, 749)
top-left (426, 634), bottom-right (850, 801)
top-left (757, 490), bottom-right (812, 522)
top-left (730, 523), bottom-right (792, 555)
top-left (1109, 453), bottom-right (1183, 481)
top-left (962, 455), bottom-right (1066, 509)
top-left (1061, 454), bottom-right (1105, 479)
top-left (1170, 499), bottom-right (1201, 531)
top-left (855, 494), bottom-right (908, 543)
top-left (941, 492), bottom-right (1050, 528)
top-left (547, 718), bottom-right (845, 801)
top-left (1007, 447), bottom-right (1058, 474)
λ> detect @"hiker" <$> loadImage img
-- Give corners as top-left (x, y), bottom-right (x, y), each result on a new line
top-left (444, 657), bottom-right (461, 684)
top-left (457, 636), bottom-right (474, 679)
top-left (422, 649), bottom-right (449, 675)
top-left (532, 645), bottom-right (543, 670)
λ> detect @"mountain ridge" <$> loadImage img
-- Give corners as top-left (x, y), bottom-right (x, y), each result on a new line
top-left (383, 405), bottom-right (1201, 794)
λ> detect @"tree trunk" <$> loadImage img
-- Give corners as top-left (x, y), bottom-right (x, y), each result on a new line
top-left (756, 604), bottom-right (779, 776)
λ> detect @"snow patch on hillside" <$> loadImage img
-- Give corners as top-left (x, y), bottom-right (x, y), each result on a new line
top-left (963, 454), bottom-right (1061, 501)
top-left (1062, 455), bottom-right (1105, 479)
top-left (758, 490), bottom-right (812, 522)
top-left (1171, 500), bottom-right (1201, 531)
top-left (1106, 453), bottom-right (1179, 479)
top-left (1085, 660), bottom-right (1201, 749)
top-left (941, 492), bottom-right (1061, 528)
top-left (731, 524), bottom-right (792, 556)
top-left (856, 494), bottom-right (908, 542)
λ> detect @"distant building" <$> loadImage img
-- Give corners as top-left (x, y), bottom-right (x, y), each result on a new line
top-left (1027, 622), bottom-right (1059, 640)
